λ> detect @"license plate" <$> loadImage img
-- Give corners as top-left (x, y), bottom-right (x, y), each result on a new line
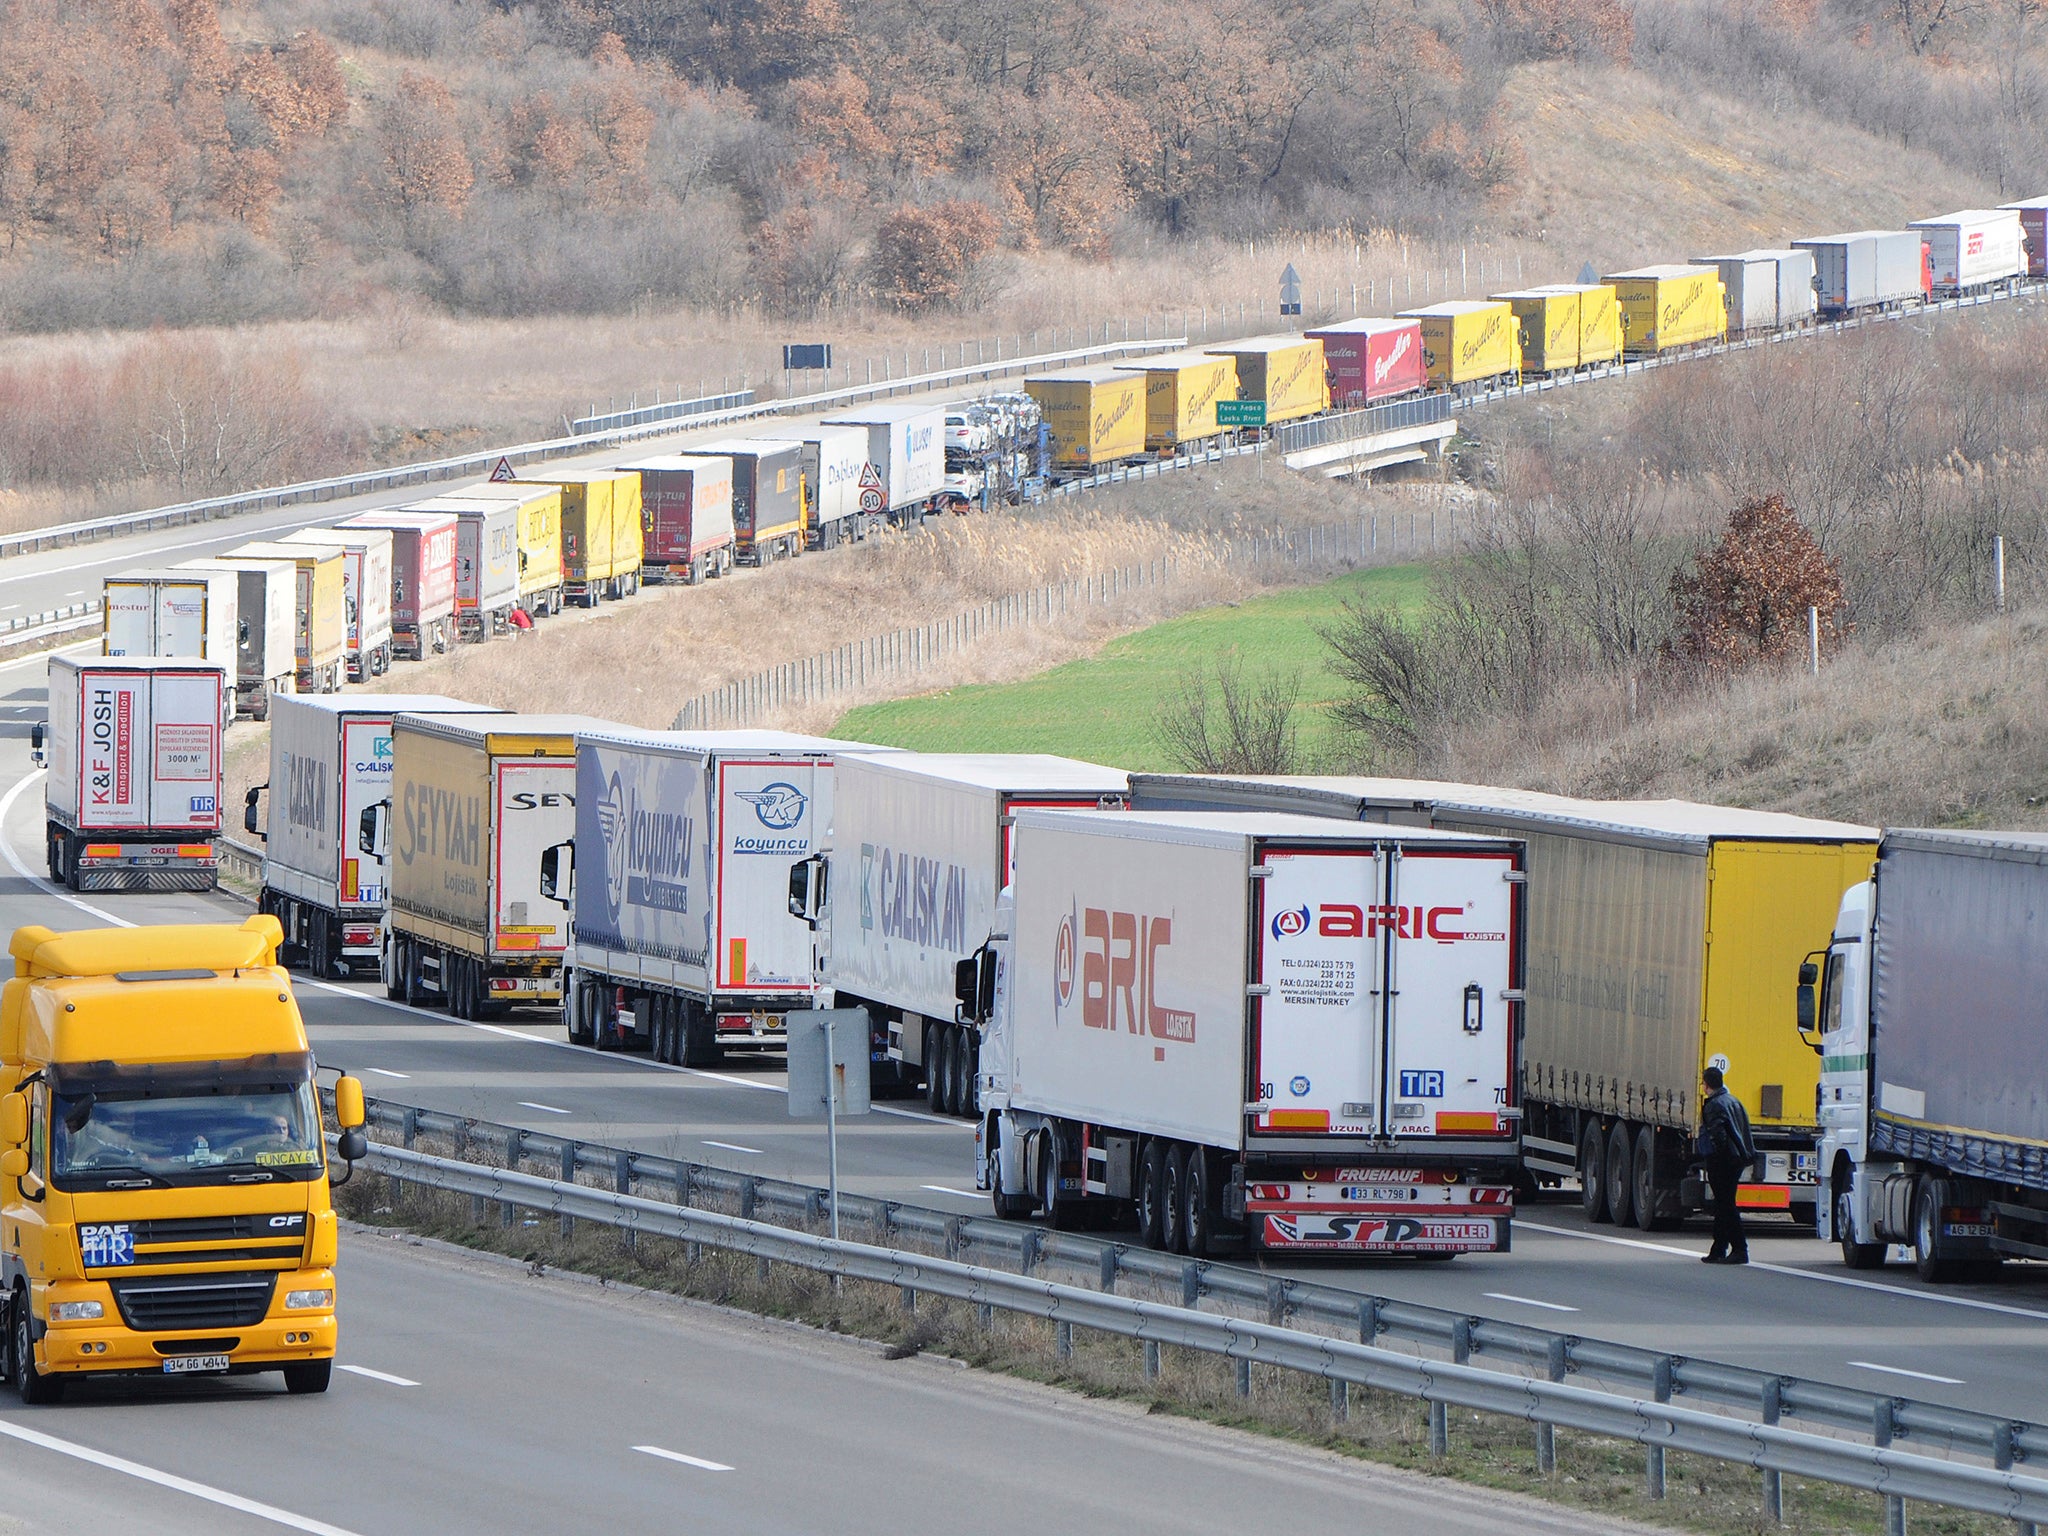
top-left (1342, 1187), bottom-right (1417, 1202)
top-left (162, 1354), bottom-right (231, 1375)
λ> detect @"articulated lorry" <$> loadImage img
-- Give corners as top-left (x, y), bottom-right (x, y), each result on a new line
top-left (179, 558), bottom-right (294, 719)
top-left (549, 730), bottom-right (878, 1063)
top-left (367, 713), bottom-right (591, 1019)
top-left (248, 694), bottom-right (500, 980)
top-left (793, 752), bottom-right (1128, 1108)
top-left (970, 810), bottom-right (1525, 1257)
top-left (819, 402), bottom-right (945, 524)
top-left (416, 496), bottom-right (520, 641)
top-left (627, 455), bottom-right (735, 584)
top-left (278, 527), bottom-right (395, 683)
top-left (102, 568), bottom-right (237, 668)
top-left (1809, 829), bottom-right (2048, 1280)
top-left (1, 917), bottom-right (368, 1403)
top-left (37, 657), bottom-right (226, 894)
top-left (218, 543), bottom-right (346, 695)
top-left (1130, 776), bottom-right (1877, 1230)
top-left (524, 473), bottom-right (643, 605)
top-left (335, 509), bottom-right (457, 660)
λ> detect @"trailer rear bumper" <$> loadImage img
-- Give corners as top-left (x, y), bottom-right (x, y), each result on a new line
top-left (73, 841), bottom-right (218, 892)
top-left (1253, 1209), bottom-right (1510, 1253)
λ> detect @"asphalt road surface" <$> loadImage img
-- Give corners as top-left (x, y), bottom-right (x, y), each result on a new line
top-left (2, 644), bottom-right (2047, 1426)
top-left (0, 1232), bottom-right (1658, 1536)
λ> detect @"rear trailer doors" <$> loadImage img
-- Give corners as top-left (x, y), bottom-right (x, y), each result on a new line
top-left (493, 757), bottom-right (576, 959)
top-left (715, 757), bottom-right (827, 995)
top-left (1250, 841), bottom-right (1518, 1253)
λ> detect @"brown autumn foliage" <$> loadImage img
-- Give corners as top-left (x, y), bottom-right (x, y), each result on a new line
top-left (1668, 495), bottom-right (1848, 674)
top-left (871, 202), bottom-right (1004, 312)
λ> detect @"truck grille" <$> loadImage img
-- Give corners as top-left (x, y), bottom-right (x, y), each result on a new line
top-left (111, 1274), bottom-right (277, 1332)
top-left (86, 1213), bottom-right (307, 1272)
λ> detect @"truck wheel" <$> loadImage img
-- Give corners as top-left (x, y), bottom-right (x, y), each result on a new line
top-left (1632, 1124), bottom-right (1672, 1232)
top-left (449, 957), bottom-right (471, 1019)
top-left (1181, 1149), bottom-right (1214, 1259)
top-left (1605, 1122), bottom-right (1635, 1227)
top-left (924, 1023), bottom-right (943, 1112)
top-left (989, 1122), bottom-right (1035, 1221)
top-left (403, 941), bottom-right (428, 1009)
top-left (1161, 1144), bottom-right (1188, 1254)
top-left (384, 937), bottom-right (406, 1001)
top-left (282, 1358), bottom-right (332, 1395)
top-left (681, 1001), bottom-right (720, 1068)
top-left (937, 1028), bottom-right (961, 1116)
top-left (565, 978), bottom-right (592, 1046)
top-left (11, 1290), bottom-right (61, 1405)
top-left (44, 828), bottom-right (59, 881)
top-left (1913, 1182), bottom-right (1960, 1283)
top-left (956, 1030), bottom-right (978, 1117)
top-left (1836, 1181), bottom-right (1886, 1269)
top-left (1137, 1141), bottom-right (1167, 1248)
top-left (1040, 1130), bottom-right (1074, 1231)
top-left (1580, 1122), bottom-right (1610, 1223)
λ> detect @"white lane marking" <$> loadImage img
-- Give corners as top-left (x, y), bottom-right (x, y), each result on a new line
top-left (518, 1100), bottom-right (571, 1115)
top-left (703, 1140), bottom-right (763, 1156)
top-left (633, 1445), bottom-right (734, 1473)
top-left (921, 1184), bottom-right (983, 1199)
top-left (365, 1067), bottom-right (410, 1079)
top-left (338, 1363), bottom-right (420, 1387)
top-left (1848, 1361), bottom-right (1966, 1385)
top-left (0, 1417), bottom-right (366, 1534)
top-left (0, 771), bottom-right (134, 927)
top-left (1483, 1292), bottom-right (1581, 1313)
top-left (1518, 1220), bottom-right (2048, 1323)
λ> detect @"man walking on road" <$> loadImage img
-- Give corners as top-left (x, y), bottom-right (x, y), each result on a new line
top-left (1698, 1066), bottom-right (1754, 1265)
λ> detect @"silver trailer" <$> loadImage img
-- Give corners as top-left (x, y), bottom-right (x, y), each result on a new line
top-left (1792, 230), bottom-right (1926, 314)
top-left (1692, 249), bottom-right (1816, 333)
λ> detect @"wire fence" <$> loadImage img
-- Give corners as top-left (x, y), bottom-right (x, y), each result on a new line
top-left (671, 508), bottom-right (1458, 730)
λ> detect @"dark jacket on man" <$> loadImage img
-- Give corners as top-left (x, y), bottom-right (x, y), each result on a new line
top-left (1697, 1083), bottom-right (1755, 1263)
top-left (1697, 1087), bottom-right (1754, 1166)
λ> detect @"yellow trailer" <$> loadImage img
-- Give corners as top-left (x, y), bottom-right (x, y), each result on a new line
top-left (220, 540), bottom-right (347, 694)
top-left (1607, 264), bottom-right (1727, 355)
top-left (1202, 334), bottom-right (1329, 425)
top-left (1111, 350), bottom-right (1239, 450)
top-left (1026, 366), bottom-right (1148, 470)
top-left (1494, 288), bottom-right (1580, 373)
top-left (1532, 282), bottom-right (1621, 366)
top-left (523, 473), bottom-right (644, 607)
top-left (464, 483), bottom-right (565, 616)
top-left (1398, 301), bottom-right (1522, 387)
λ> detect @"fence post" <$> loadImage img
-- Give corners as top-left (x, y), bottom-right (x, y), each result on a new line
top-left (1538, 1336), bottom-right (1567, 1473)
top-left (1761, 1377), bottom-right (1784, 1521)
top-left (1874, 1401), bottom-right (1906, 1536)
top-left (559, 1142), bottom-right (577, 1238)
top-left (1647, 1356), bottom-right (1673, 1499)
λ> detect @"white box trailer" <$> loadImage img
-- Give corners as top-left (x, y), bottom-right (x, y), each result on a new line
top-left (177, 558), bottom-right (295, 720)
top-left (1692, 249), bottom-right (1815, 333)
top-left (808, 752), bottom-right (1128, 1109)
top-left (102, 568), bottom-right (237, 668)
top-left (251, 693), bottom-right (501, 978)
top-left (410, 496), bottom-right (521, 641)
top-left (819, 401), bottom-right (945, 521)
top-left (38, 655), bottom-right (226, 893)
top-left (279, 526), bottom-right (395, 682)
top-left (800, 426), bottom-right (870, 548)
top-left (2000, 195), bottom-right (2048, 277)
top-left (1909, 208), bottom-right (2025, 294)
top-left (971, 810), bottom-right (1525, 1257)
top-left (554, 730), bottom-right (895, 1063)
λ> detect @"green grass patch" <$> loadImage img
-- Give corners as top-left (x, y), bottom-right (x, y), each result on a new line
top-left (833, 563), bottom-right (1432, 770)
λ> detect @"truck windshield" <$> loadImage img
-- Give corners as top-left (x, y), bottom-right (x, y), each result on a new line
top-left (50, 1081), bottom-right (324, 1189)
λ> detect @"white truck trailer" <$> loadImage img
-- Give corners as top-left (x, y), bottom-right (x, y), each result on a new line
top-left (1810, 829), bottom-right (2048, 1280)
top-left (818, 401), bottom-right (945, 524)
top-left (248, 693), bottom-right (500, 979)
top-left (794, 752), bottom-right (1128, 1108)
top-left (970, 809), bottom-right (1525, 1257)
top-left (548, 730), bottom-right (887, 1063)
top-left (36, 656), bottom-right (227, 892)
top-left (279, 526), bottom-right (396, 682)
top-left (369, 713), bottom-right (595, 1018)
top-left (102, 567), bottom-right (237, 668)
top-left (179, 558), bottom-right (294, 719)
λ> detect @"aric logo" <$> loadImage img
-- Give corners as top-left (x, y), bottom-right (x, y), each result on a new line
top-left (738, 781), bottom-right (807, 829)
top-left (1052, 910), bottom-right (1077, 1011)
top-left (1270, 904), bottom-right (1311, 940)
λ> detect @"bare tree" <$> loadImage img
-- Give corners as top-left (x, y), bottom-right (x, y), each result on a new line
top-left (1154, 652), bottom-right (1303, 774)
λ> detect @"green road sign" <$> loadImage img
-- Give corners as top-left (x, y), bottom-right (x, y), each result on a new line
top-left (1216, 399), bottom-right (1266, 427)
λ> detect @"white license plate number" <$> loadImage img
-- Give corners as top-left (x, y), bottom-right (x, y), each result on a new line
top-left (162, 1354), bottom-right (231, 1375)
top-left (1343, 1187), bottom-right (1416, 1202)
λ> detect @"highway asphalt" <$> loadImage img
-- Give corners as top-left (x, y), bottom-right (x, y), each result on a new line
top-left (0, 1231), bottom-right (1660, 1536)
top-left (2, 643), bottom-right (2047, 1429)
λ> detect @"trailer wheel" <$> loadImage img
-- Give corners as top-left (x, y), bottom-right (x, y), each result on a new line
top-left (1136, 1141), bottom-right (1167, 1248)
top-left (657, 995), bottom-right (679, 1064)
top-left (1580, 1121), bottom-right (1610, 1224)
top-left (1632, 1124), bottom-right (1673, 1232)
top-left (1605, 1121), bottom-right (1636, 1227)
top-left (1913, 1181), bottom-right (1960, 1283)
top-left (1835, 1177), bottom-right (1886, 1270)
top-left (1161, 1144), bottom-right (1189, 1254)
top-left (1181, 1148), bottom-right (1214, 1259)
top-left (923, 1023), bottom-right (944, 1112)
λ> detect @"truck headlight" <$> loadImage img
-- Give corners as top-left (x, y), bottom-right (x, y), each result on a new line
top-left (50, 1300), bottom-right (104, 1321)
top-left (284, 1288), bottom-right (334, 1311)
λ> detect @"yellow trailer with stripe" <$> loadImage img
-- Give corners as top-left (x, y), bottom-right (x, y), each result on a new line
top-left (1026, 366), bottom-right (1149, 470)
top-left (1494, 288), bottom-right (1581, 373)
top-left (522, 473), bottom-right (644, 607)
top-left (1607, 264), bottom-right (1727, 355)
top-left (1111, 350), bottom-right (1239, 450)
top-left (1398, 301), bottom-right (1521, 388)
top-left (1202, 335), bottom-right (1328, 426)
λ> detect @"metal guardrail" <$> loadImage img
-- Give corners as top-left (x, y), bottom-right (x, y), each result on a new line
top-left (359, 1135), bottom-right (2048, 1526)
top-left (0, 337), bottom-right (1188, 560)
top-left (570, 389), bottom-right (755, 436)
top-left (1273, 392), bottom-right (1456, 454)
top-left (217, 836), bottom-right (263, 884)
top-left (355, 1097), bottom-right (2048, 1480)
top-left (0, 600), bottom-right (101, 647)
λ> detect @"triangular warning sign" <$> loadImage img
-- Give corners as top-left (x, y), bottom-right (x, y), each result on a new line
top-left (489, 456), bottom-right (516, 482)
top-left (857, 461), bottom-right (883, 492)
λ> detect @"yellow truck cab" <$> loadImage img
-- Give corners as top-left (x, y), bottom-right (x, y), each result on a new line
top-left (0, 917), bottom-right (365, 1403)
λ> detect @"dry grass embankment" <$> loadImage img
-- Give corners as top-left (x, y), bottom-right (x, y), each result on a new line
top-left (334, 1163), bottom-right (2004, 1536)
top-left (1455, 605), bottom-right (2048, 831)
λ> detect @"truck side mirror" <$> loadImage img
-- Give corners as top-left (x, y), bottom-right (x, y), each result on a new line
top-left (0, 1092), bottom-right (25, 1147)
top-left (334, 1074), bottom-right (365, 1130)
top-left (955, 953), bottom-right (979, 1018)
top-left (0, 1148), bottom-right (25, 1180)
top-left (976, 948), bottom-right (998, 1020)
top-left (29, 721), bottom-right (44, 768)
top-left (1795, 957), bottom-right (1821, 1051)
top-left (787, 855), bottom-right (827, 927)
top-left (540, 841), bottom-right (573, 903)
top-left (244, 784), bottom-right (266, 838)
top-left (359, 802), bottom-right (389, 857)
